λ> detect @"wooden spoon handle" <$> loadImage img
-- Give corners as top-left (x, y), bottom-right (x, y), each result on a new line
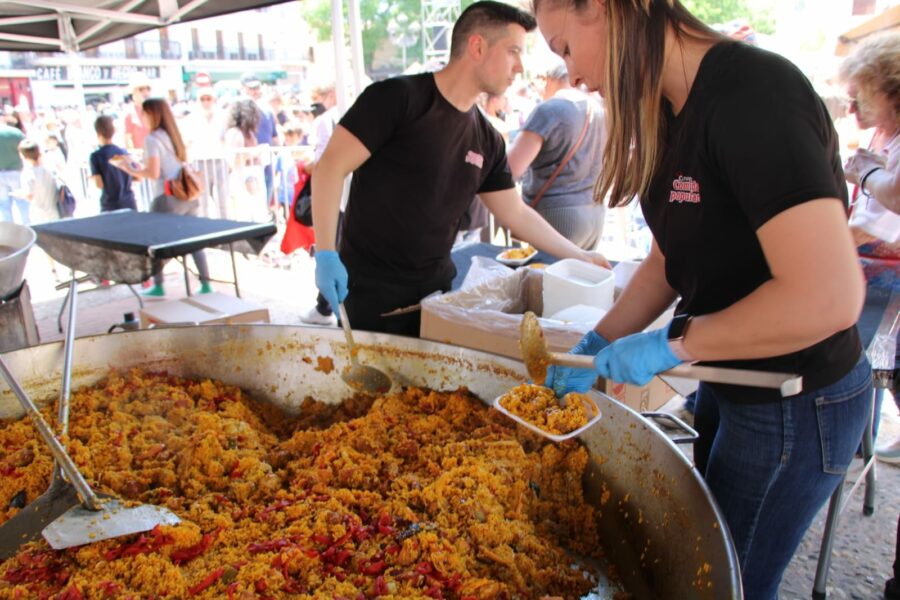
top-left (546, 352), bottom-right (802, 395)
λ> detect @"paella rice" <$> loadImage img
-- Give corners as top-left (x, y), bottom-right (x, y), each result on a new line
top-left (498, 385), bottom-right (592, 435)
top-left (0, 369), bottom-right (605, 599)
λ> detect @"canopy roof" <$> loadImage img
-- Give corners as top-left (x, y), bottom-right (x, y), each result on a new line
top-left (835, 4), bottom-right (900, 55)
top-left (0, 0), bottom-right (288, 52)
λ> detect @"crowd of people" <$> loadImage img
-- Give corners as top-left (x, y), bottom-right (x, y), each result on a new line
top-left (0, 73), bottom-right (349, 229)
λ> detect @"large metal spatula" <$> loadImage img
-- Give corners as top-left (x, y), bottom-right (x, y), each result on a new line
top-left (519, 312), bottom-right (803, 397)
top-left (0, 278), bottom-right (82, 558)
top-left (0, 278), bottom-right (179, 555)
top-left (0, 357), bottom-right (180, 550)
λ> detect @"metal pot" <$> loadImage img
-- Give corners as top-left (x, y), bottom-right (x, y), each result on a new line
top-left (0, 222), bottom-right (36, 299)
top-left (0, 325), bottom-right (741, 599)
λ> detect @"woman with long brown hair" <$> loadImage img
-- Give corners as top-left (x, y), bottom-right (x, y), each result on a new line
top-left (535, 1), bottom-right (872, 597)
top-left (118, 97), bottom-right (212, 296)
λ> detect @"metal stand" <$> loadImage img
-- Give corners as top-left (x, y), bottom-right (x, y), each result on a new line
top-left (181, 256), bottom-right (191, 297)
top-left (229, 242), bottom-right (241, 298)
top-left (812, 286), bottom-right (898, 599)
top-left (812, 392), bottom-right (877, 599)
top-left (125, 284), bottom-right (144, 309)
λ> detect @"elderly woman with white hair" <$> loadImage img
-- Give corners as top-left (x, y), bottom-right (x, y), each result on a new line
top-left (506, 60), bottom-right (607, 250)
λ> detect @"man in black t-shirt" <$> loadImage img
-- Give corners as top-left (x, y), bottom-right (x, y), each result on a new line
top-left (311, 1), bottom-right (609, 336)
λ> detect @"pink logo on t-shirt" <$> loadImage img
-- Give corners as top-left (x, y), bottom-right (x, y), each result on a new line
top-left (465, 150), bottom-right (484, 169)
top-left (669, 174), bottom-right (701, 204)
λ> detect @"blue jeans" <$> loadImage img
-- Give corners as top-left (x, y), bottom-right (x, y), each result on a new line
top-left (694, 355), bottom-right (872, 600)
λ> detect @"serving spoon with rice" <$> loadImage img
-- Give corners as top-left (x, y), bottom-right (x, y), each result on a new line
top-left (518, 311), bottom-right (804, 396)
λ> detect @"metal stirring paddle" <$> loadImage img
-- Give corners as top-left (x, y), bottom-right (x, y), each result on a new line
top-left (0, 276), bottom-right (180, 555)
top-left (337, 303), bottom-right (392, 394)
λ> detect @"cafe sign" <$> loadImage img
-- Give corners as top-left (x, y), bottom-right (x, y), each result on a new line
top-left (33, 65), bottom-right (160, 83)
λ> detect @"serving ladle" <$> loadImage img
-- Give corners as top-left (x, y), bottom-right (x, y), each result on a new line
top-left (519, 311), bottom-right (804, 397)
top-left (337, 303), bottom-right (392, 394)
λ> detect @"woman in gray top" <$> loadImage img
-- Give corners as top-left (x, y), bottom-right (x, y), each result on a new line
top-left (118, 98), bottom-right (212, 296)
top-left (507, 62), bottom-right (606, 250)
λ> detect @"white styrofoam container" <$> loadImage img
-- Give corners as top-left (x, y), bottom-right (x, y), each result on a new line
top-left (542, 258), bottom-right (615, 318)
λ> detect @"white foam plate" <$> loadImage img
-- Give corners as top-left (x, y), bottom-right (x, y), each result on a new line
top-left (495, 249), bottom-right (537, 267)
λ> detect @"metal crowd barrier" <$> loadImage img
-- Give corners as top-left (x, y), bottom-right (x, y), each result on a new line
top-left (69, 144), bottom-right (303, 223)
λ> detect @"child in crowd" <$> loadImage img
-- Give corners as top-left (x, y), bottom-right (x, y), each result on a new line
top-left (273, 123), bottom-right (304, 221)
top-left (89, 115), bottom-right (137, 212)
top-left (17, 140), bottom-right (56, 224)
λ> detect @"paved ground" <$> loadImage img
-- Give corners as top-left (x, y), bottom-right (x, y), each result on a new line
top-left (12, 239), bottom-right (900, 600)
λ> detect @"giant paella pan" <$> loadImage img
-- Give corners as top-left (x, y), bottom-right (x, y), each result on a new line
top-left (0, 325), bottom-right (741, 599)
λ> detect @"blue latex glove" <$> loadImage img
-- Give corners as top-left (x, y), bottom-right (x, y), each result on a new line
top-left (592, 325), bottom-right (682, 386)
top-left (314, 250), bottom-right (348, 311)
top-left (545, 329), bottom-right (609, 397)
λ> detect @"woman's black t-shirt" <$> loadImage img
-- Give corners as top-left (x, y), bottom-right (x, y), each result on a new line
top-left (339, 73), bottom-right (513, 283)
top-left (641, 41), bottom-right (861, 403)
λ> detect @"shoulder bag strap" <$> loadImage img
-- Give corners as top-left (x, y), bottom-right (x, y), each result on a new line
top-left (529, 101), bottom-right (594, 210)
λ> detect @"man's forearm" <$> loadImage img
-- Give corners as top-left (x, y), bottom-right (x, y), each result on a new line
top-left (507, 203), bottom-right (593, 261)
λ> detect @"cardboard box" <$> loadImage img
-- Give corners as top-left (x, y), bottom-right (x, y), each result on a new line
top-left (420, 267), bottom-right (676, 413)
top-left (140, 292), bottom-right (270, 328)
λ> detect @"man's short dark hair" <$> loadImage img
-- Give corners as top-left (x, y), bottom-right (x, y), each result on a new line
top-left (450, 1), bottom-right (537, 59)
top-left (94, 115), bottom-right (115, 139)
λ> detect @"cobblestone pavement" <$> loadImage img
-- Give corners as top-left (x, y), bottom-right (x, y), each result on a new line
top-left (15, 244), bottom-right (900, 600)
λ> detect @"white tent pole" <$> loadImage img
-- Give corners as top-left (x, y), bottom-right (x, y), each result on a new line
top-left (347, 0), bottom-right (365, 97)
top-left (68, 51), bottom-right (87, 115)
top-left (330, 0), bottom-right (348, 113)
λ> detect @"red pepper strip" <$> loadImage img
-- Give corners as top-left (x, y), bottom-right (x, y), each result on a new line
top-left (376, 513), bottom-right (394, 535)
top-left (247, 539), bottom-right (293, 554)
top-left (258, 499), bottom-right (294, 519)
top-left (425, 587), bottom-right (444, 599)
top-left (171, 533), bottom-right (213, 565)
top-left (98, 581), bottom-right (122, 598)
top-left (361, 560), bottom-right (387, 575)
top-left (188, 567), bottom-right (226, 596)
top-left (228, 460), bottom-right (242, 479)
top-left (226, 582), bottom-right (239, 600)
top-left (57, 585), bottom-right (84, 600)
top-left (311, 534), bottom-right (332, 547)
top-left (374, 575), bottom-right (389, 596)
top-left (254, 579), bottom-right (268, 593)
top-left (415, 561), bottom-right (434, 576)
top-left (103, 525), bottom-right (173, 561)
top-left (444, 573), bottom-right (463, 592)
top-left (2, 551), bottom-right (67, 586)
top-left (350, 525), bottom-right (370, 543)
